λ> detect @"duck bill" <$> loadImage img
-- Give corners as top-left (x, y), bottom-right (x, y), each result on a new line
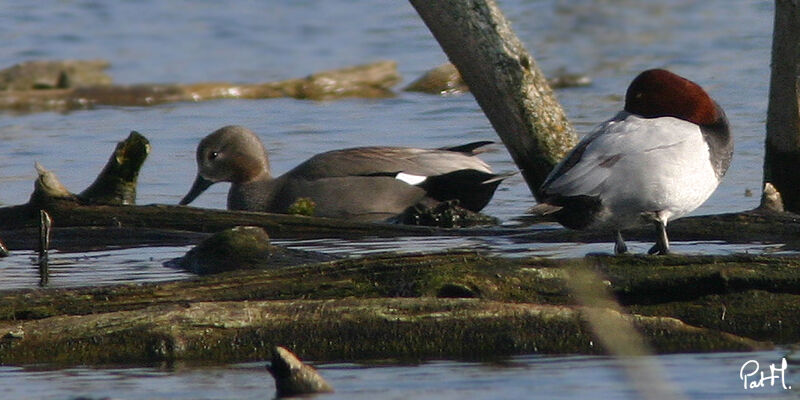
top-left (179, 175), bottom-right (214, 205)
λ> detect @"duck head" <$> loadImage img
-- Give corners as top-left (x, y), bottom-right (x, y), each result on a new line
top-left (179, 125), bottom-right (271, 205)
top-left (624, 68), bottom-right (725, 127)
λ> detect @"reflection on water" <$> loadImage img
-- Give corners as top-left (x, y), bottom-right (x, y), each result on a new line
top-left (276, 236), bottom-right (792, 260)
top-left (0, 236), bottom-right (791, 291)
top-left (0, 247), bottom-right (193, 291)
top-left (0, 350), bottom-right (795, 400)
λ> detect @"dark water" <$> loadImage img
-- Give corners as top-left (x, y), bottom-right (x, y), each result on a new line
top-left (0, 0), bottom-right (789, 398)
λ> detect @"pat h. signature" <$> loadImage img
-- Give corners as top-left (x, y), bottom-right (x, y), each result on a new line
top-left (740, 358), bottom-right (791, 390)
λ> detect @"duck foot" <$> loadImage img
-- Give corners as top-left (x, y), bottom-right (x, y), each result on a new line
top-left (647, 220), bottom-right (670, 255)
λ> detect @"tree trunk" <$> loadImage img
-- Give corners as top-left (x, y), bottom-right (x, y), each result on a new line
top-left (764, 0), bottom-right (800, 212)
top-left (409, 0), bottom-right (577, 200)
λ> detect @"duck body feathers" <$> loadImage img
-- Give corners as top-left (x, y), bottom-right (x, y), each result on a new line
top-left (539, 111), bottom-right (723, 230)
top-left (181, 125), bottom-right (509, 222)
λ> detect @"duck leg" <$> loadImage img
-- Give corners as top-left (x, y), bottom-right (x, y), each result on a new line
top-left (614, 230), bottom-right (628, 255)
top-left (647, 220), bottom-right (670, 255)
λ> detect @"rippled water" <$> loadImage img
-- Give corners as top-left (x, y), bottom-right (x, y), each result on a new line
top-left (0, 350), bottom-right (796, 400)
top-left (0, 0), bottom-right (785, 398)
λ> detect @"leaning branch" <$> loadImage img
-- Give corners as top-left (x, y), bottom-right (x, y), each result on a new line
top-left (410, 0), bottom-right (577, 199)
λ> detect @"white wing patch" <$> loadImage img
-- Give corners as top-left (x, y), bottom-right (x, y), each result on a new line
top-left (395, 172), bottom-right (427, 185)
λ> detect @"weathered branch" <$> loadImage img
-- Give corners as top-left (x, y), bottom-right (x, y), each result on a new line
top-left (409, 0), bottom-right (577, 199)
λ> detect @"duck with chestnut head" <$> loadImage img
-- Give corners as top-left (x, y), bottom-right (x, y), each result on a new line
top-left (532, 69), bottom-right (733, 255)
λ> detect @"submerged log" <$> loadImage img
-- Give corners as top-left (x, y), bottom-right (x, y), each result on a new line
top-left (410, 0), bottom-right (578, 199)
top-left (165, 226), bottom-right (337, 275)
top-left (0, 251), bottom-right (786, 365)
top-left (0, 61), bottom-right (400, 112)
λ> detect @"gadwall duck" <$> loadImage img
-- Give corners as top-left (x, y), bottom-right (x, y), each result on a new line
top-left (532, 69), bottom-right (732, 255)
top-left (180, 125), bottom-right (511, 221)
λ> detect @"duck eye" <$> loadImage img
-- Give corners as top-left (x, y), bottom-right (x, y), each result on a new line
top-left (208, 151), bottom-right (219, 160)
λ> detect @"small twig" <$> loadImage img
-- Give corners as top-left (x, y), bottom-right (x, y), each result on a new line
top-left (38, 209), bottom-right (52, 286)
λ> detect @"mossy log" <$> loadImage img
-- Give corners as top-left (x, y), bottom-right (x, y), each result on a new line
top-left (0, 251), bottom-right (789, 365)
top-left (0, 60), bottom-right (400, 112)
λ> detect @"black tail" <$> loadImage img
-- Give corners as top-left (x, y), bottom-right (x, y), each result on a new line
top-left (418, 169), bottom-right (511, 212)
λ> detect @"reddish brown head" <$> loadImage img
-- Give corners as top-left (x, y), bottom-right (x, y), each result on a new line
top-left (624, 69), bottom-right (723, 126)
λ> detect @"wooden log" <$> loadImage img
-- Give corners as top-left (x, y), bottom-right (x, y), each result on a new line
top-left (0, 251), bottom-right (784, 365)
top-left (409, 0), bottom-right (577, 199)
top-left (1, 199), bottom-right (798, 252)
top-left (0, 61), bottom-right (401, 112)
top-left (0, 201), bottom-right (443, 244)
top-left (764, 0), bottom-right (800, 212)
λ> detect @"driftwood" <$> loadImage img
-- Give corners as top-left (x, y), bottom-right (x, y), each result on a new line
top-left (764, 0), bottom-right (800, 212)
top-left (405, 62), bottom-right (591, 95)
top-left (0, 251), bottom-right (790, 365)
top-left (0, 60), bottom-right (400, 112)
top-left (410, 0), bottom-right (577, 199)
